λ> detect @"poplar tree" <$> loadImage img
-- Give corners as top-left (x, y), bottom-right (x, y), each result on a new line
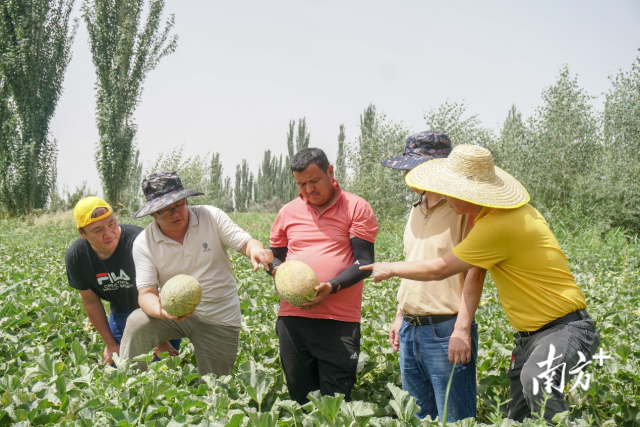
top-left (0, 0), bottom-right (77, 214)
top-left (284, 120), bottom-right (296, 200)
top-left (295, 117), bottom-right (310, 152)
top-left (335, 124), bottom-right (346, 184)
top-left (255, 149), bottom-right (274, 205)
top-left (423, 100), bottom-right (494, 148)
top-left (234, 159), bottom-right (253, 212)
top-left (494, 105), bottom-right (529, 176)
top-left (209, 152), bottom-right (223, 202)
top-left (0, 78), bottom-right (18, 212)
top-left (286, 120), bottom-right (295, 163)
top-left (121, 148), bottom-right (143, 213)
top-left (283, 118), bottom-right (310, 200)
top-left (255, 150), bottom-right (286, 210)
top-left (345, 103), bottom-right (411, 219)
top-left (209, 152), bottom-right (233, 211)
top-left (602, 53), bottom-right (640, 231)
top-left (82, 0), bottom-right (177, 209)
top-left (527, 66), bottom-right (600, 214)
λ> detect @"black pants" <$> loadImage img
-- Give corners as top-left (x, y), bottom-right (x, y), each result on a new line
top-left (507, 312), bottom-right (599, 422)
top-left (276, 316), bottom-right (360, 404)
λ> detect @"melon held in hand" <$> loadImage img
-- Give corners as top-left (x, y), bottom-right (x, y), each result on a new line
top-left (274, 260), bottom-right (319, 306)
top-left (160, 274), bottom-right (202, 317)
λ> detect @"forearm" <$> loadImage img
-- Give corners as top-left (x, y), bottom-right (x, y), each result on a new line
top-left (328, 237), bottom-right (375, 293)
top-left (84, 302), bottom-right (117, 346)
top-left (454, 267), bottom-right (486, 331)
top-left (395, 304), bottom-right (403, 319)
top-left (268, 246), bottom-right (288, 276)
top-left (138, 288), bottom-right (164, 319)
top-left (389, 259), bottom-right (447, 281)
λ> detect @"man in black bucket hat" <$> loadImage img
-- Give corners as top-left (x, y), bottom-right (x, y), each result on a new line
top-left (132, 171), bottom-right (205, 219)
top-left (381, 130), bottom-right (454, 170)
top-left (380, 131), bottom-right (485, 422)
top-left (120, 171), bottom-right (273, 377)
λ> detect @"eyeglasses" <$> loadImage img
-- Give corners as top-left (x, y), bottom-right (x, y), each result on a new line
top-left (156, 199), bottom-right (188, 217)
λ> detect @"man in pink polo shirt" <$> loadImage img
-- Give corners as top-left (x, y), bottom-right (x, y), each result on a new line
top-left (268, 147), bottom-right (379, 403)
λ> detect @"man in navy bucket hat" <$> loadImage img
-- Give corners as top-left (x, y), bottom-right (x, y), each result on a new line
top-left (380, 131), bottom-right (485, 422)
top-left (120, 171), bottom-right (273, 377)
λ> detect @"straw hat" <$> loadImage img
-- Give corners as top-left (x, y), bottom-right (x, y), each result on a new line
top-left (405, 144), bottom-right (530, 209)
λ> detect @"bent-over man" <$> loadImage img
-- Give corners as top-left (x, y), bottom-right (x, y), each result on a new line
top-left (363, 144), bottom-right (599, 423)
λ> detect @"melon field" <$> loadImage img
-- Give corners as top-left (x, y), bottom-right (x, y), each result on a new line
top-left (1, 212), bottom-right (639, 426)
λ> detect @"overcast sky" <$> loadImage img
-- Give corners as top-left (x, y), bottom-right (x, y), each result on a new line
top-left (50, 0), bottom-right (640, 196)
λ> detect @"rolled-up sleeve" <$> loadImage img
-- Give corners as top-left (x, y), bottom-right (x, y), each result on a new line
top-left (348, 200), bottom-right (378, 243)
top-left (207, 206), bottom-right (252, 252)
top-left (269, 209), bottom-right (289, 248)
top-left (132, 237), bottom-right (158, 290)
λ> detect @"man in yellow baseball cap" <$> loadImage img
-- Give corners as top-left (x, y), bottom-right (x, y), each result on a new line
top-left (65, 196), bottom-right (180, 366)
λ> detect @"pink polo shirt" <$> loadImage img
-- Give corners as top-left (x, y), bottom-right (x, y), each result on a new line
top-left (270, 180), bottom-right (378, 323)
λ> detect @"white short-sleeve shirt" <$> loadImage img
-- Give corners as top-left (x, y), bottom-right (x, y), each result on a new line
top-left (133, 205), bottom-right (252, 327)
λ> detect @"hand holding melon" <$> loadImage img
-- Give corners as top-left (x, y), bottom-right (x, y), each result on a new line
top-left (160, 274), bottom-right (202, 318)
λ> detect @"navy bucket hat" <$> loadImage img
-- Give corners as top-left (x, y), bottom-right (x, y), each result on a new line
top-left (382, 131), bottom-right (452, 170)
top-left (133, 171), bottom-right (203, 219)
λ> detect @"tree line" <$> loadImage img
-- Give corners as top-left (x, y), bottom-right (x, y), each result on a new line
top-left (150, 58), bottom-right (640, 235)
top-left (1, 1), bottom-right (639, 234)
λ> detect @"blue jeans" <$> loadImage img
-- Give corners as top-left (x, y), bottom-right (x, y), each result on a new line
top-left (399, 316), bottom-right (478, 421)
top-left (109, 312), bottom-right (181, 350)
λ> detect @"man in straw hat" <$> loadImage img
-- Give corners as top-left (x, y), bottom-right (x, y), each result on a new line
top-left (65, 196), bottom-right (180, 367)
top-left (362, 144), bottom-right (599, 422)
top-left (119, 171), bottom-right (273, 377)
top-left (380, 131), bottom-right (484, 422)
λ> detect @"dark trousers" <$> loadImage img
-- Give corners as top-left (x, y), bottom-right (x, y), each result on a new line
top-left (507, 311), bottom-right (599, 422)
top-left (276, 316), bottom-right (360, 404)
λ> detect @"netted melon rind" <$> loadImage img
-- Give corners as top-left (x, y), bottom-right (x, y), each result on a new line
top-left (160, 274), bottom-right (202, 317)
top-left (274, 260), bottom-right (318, 306)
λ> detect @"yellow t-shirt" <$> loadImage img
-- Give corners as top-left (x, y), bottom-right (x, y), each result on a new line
top-left (452, 204), bottom-right (586, 331)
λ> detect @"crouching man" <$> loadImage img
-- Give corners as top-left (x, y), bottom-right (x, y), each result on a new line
top-left (120, 171), bottom-right (272, 376)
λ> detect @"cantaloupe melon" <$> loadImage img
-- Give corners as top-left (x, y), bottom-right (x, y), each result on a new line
top-left (274, 260), bottom-right (318, 306)
top-left (160, 274), bottom-right (202, 317)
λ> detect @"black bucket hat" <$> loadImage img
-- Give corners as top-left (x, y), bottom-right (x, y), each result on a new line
top-left (381, 131), bottom-right (452, 170)
top-left (133, 171), bottom-right (203, 219)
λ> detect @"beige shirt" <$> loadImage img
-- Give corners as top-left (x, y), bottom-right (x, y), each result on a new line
top-left (397, 199), bottom-right (470, 316)
top-left (133, 205), bottom-right (252, 327)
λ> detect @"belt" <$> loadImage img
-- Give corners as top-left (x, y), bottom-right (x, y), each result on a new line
top-left (403, 313), bottom-right (456, 326)
top-left (514, 309), bottom-right (591, 339)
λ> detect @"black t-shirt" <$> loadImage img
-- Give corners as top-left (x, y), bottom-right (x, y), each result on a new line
top-left (65, 224), bottom-right (144, 313)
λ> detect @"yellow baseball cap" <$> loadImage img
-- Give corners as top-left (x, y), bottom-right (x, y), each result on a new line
top-left (73, 196), bottom-right (113, 228)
